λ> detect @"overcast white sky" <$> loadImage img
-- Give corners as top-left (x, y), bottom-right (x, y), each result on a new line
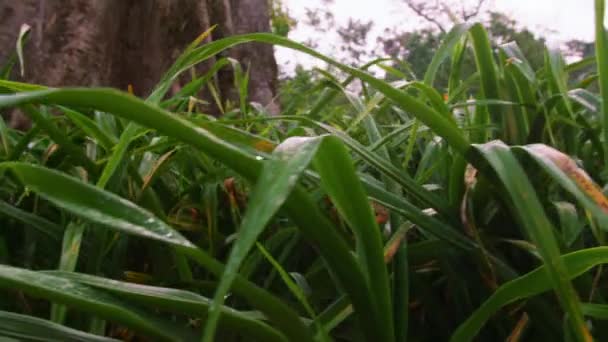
top-left (277, 0), bottom-right (597, 73)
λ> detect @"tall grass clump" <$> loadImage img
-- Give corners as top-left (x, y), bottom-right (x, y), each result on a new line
top-left (0, 2), bottom-right (608, 341)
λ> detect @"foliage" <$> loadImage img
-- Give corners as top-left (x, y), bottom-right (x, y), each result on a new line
top-left (0, 2), bottom-right (608, 342)
top-left (269, 0), bottom-right (296, 37)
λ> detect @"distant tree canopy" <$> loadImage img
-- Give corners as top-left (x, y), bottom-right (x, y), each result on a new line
top-left (288, 0), bottom-right (593, 92)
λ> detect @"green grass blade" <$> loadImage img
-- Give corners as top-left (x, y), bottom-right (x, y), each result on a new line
top-left (582, 303), bottom-right (608, 319)
top-left (0, 115), bottom-right (12, 157)
top-left (313, 136), bottom-right (394, 342)
top-left (255, 242), bottom-right (327, 341)
top-left (2, 162), bottom-right (195, 248)
top-left (0, 87), bottom-right (375, 341)
top-left (0, 200), bottom-right (63, 241)
top-left (61, 107), bottom-right (117, 151)
top-left (568, 88), bottom-right (601, 114)
top-left (0, 265), bottom-right (195, 341)
top-left (469, 24), bottom-right (501, 142)
top-left (514, 145), bottom-right (608, 228)
top-left (499, 41), bottom-right (536, 83)
top-left (203, 137), bottom-right (323, 342)
top-left (451, 247), bottom-right (608, 341)
top-left (273, 115), bottom-right (451, 216)
top-left (0, 310), bottom-right (117, 342)
top-left (46, 271), bottom-right (286, 342)
top-left (1, 161), bottom-right (309, 341)
top-left (423, 23), bottom-right (471, 86)
top-left (96, 122), bottom-right (142, 189)
top-left (51, 221), bottom-right (86, 324)
top-left (469, 141), bottom-right (589, 341)
top-left (596, 0), bottom-right (608, 175)
top-left (172, 33), bottom-right (470, 153)
top-left (20, 104), bottom-right (97, 173)
top-left (363, 179), bottom-right (473, 250)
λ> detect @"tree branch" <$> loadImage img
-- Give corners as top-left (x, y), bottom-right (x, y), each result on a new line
top-left (403, 0), bottom-right (446, 33)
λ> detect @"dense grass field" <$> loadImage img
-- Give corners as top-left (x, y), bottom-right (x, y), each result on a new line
top-left (1, 1), bottom-right (608, 341)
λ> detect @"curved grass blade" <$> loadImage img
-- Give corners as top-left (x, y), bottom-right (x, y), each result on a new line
top-left (313, 135), bottom-right (394, 342)
top-left (0, 87), bottom-right (395, 342)
top-left (0, 162), bottom-right (309, 342)
top-left (423, 23), bottom-right (471, 86)
top-left (568, 88), bottom-right (601, 114)
top-left (0, 200), bottom-right (62, 241)
top-left (162, 33), bottom-right (470, 153)
top-left (394, 21), bottom-right (464, 182)
top-left (0, 265), bottom-right (195, 341)
top-left (20, 104), bottom-right (97, 173)
top-left (514, 145), bottom-right (608, 228)
top-left (0, 310), bottom-right (117, 342)
top-left (499, 41), bottom-right (536, 83)
top-left (15, 24), bottom-right (31, 77)
top-left (255, 242), bottom-right (328, 341)
top-left (45, 271), bottom-right (286, 342)
top-left (277, 115), bottom-right (451, 216)
top-left (2, 162), bottom-right (195, 247)
top-left (96, 122), bottom-right (142, 189)
top-left (499, 42), bottom-right (538, 141)
top-left (203, 136), bottom-right (323, 342)
top-left (61, 107), bottom-right (117, 151)
top-left (148, 25), bottom-right (217, 104)
top-left (451, 247), bottom-right (608, 341)
top-left (469, 141), bottom-right (589, 341)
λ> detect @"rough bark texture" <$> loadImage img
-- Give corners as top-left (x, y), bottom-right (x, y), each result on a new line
top-left (0, 0), bottom-right (278, 125)
top-left (212, 0), bottom-right (279, 114)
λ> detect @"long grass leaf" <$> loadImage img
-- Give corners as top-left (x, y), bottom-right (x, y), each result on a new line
top-left (0, 310), bottom-right (117, 342)
top-left (203, 136), bottom-right (323, 342)
top-left (451, 247), bottom-right (608, 341)
top-left (470, 141), bottom-right (589, 341)
top-left (0, 265), bottom-right (195, 341)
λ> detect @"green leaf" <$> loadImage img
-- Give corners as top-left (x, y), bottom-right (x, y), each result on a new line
top-left (255, 243), bottom-right (327, 341)
top-left (469, 24), bottom-right (501, 142)
top-left (61, 107), bottom-right (117, 151)
top-left (451, 247), bottom-right (608, 341)
top-left (1, 161), bottom-right (308, 341)
top-left (46, 271), bottom-right (285, 342)
top-left (0, 200), bottom-right (63, 242)
top-left (596, 0), bottom-right (608, 174)
top-left (51, 221), bottom-right (86, 324)
top-left (0, 310), bottom-right (117, 342)
top-left (514, 145), bottom-right (608, 229)
top-left (0, 265), bottom-right (195, 341)
top-left (203, 136), bottom-right (322, 342)
top-left (313, 136), bottom-right (394, 342)
top-left (423, 23), bottom-right (471, 86)
top-left (3, 162), bottom-right (195, 248)
top-left (469, 141), bottom-right (589, 341)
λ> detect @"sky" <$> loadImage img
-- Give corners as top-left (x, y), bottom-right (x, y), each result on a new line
top-left (276, 0), bottom-right (597, 73)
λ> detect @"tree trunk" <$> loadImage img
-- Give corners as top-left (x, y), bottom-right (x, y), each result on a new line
top-left (213, 0), bottom-right (280, 115)
top-left (0, 0), bottom-right (279, 126)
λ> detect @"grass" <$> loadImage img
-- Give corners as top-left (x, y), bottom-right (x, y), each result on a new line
top-left (0, 2), bottom-right (608, 341)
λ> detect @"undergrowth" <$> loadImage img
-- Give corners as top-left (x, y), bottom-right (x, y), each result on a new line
top-left (1, 2), bottom-right (608, 341)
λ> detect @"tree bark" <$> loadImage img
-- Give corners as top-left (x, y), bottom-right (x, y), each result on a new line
top-left (0, 0), bottom-right (279, 125)
top-left (209, 0), bottom-right (279, 114)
